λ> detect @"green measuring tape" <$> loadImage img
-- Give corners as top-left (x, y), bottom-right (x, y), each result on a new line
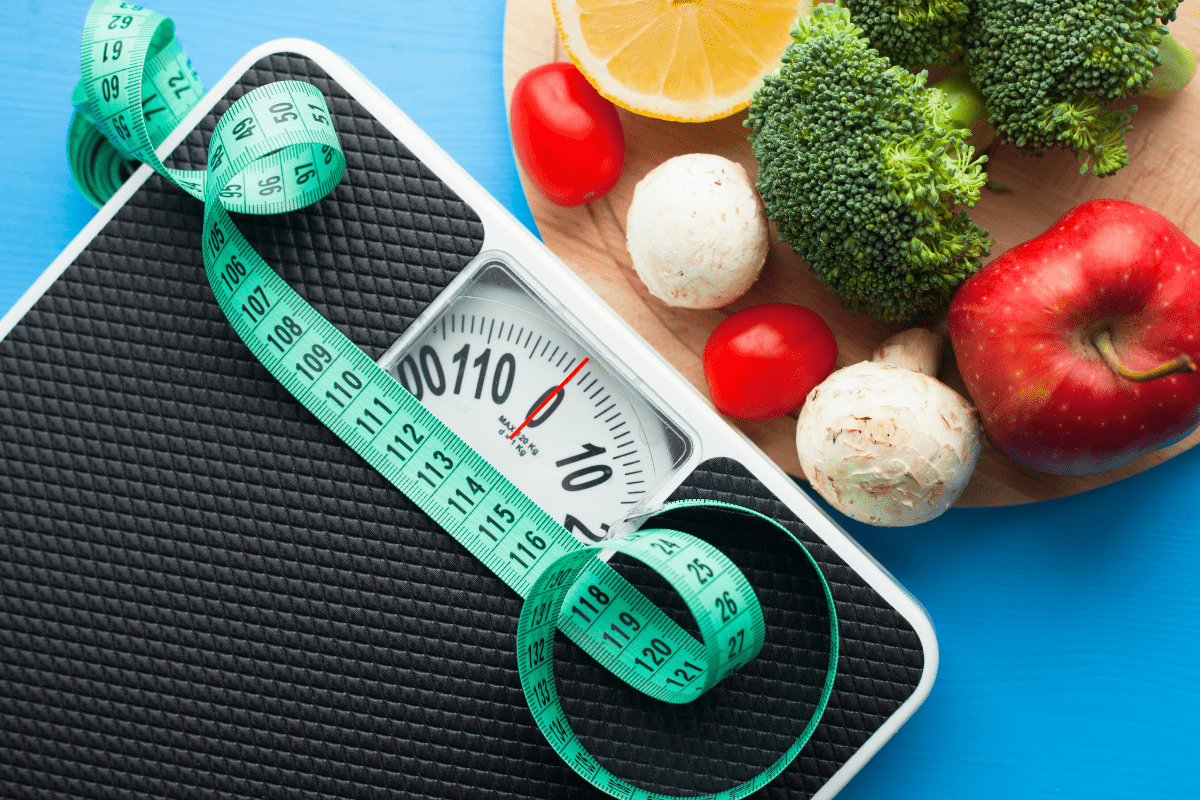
top-left (68, 2), bottom-right (838, 795)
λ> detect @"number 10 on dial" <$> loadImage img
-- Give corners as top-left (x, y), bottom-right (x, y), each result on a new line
top-left (377, 254), bottom-right (693, 546)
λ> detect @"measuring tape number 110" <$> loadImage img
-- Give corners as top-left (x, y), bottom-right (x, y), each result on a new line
top-left (68, 2), bottom-right (839, 797)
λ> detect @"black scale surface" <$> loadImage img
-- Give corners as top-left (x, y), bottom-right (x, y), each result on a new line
top-left (0, 54), bottom-right (923, 798)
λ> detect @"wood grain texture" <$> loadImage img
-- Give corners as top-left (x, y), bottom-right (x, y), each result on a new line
top-left (502, 0), bottom-right (1200, 507)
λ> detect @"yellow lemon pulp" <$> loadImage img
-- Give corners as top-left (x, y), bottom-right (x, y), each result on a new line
top-left (553, 0), bottom-right (812, 122)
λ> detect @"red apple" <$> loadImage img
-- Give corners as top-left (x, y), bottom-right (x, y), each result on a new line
top-left (948, 199), bottom-right (1200, 476)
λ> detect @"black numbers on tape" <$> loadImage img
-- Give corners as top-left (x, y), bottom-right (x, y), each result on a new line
top-left (294, 162), bottom-right (315, 185)
top-left (527, 638), bottom-right (546, 667)
top-left (728, 628), bottom-right (746, 659)
top-left (687, 557), bottom-right (714, 586)
top-left (445, 474), bottom-right (486, 515)
top-left (219, 255), bottom-right (246, 292)
top-left (568, 584), bottom-right (610, 625)
top-left (633, 638), bottom-right (673, 672)
top-left (651, 537), bottom-right (680, 556)
top-left (606, 776), bottom-right (633, 799)
top-left (417, 450), bottom-right (455, 488)
top-left (294, 343), bottom-right (333, 381)
top-left (602, 611), bottom-right (642, 650)
top-left (269, 101), bottom-right (298, 123)
top-left (108, 14), bottom-right (133, 28)
top-left (101, 74), bottom-right (119, 102)
top-left (543, 567), bottom-right (574, 590)
top-left (258, 175), bottom-right (282, 196)
top-left (492, 502), bottom-right (515, 524)
top-left (141, 92), bottom-right (164, 121)
top-left (207, 223), bottom-right (225, 254)
top-left (240, 286), bottom-right (272, 323)
top-left (386, 423), bottom-right (425, 462)
top-left (665, 661), bottom-right (704, 688)
top-left (355, 396), bottom-right (393, 435)
top-left (102, 40), bottom-right (122, 62)
top-left (324, 370), bottom-right (363, 409)
top-left (266, 315), bottom-right (303, 353)
top-left (572, 751), bottom-right (598, 779)
top-left (111, 113), bottom-right (131, 140)
top-left (509, 529), bottom-right (547, 570)
top-left (232, 117), bottom-right (255, 141)
top-left (478, 506), bottom-right (510, 541)
top-left (529, 597), bottom-right (554, 628)
top-left (167, 69), bottom-right (191, 99)
top-left (715, 590), bottom-right (739, 622)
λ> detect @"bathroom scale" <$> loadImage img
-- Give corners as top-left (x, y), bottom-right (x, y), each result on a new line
top-left (0, 39), bottom-right (936, 799)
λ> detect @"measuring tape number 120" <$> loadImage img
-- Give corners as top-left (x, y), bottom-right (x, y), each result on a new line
top-left (68, 2), bottom-right (838, 797)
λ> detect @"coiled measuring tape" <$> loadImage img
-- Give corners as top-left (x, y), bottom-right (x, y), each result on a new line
top-left (68, 2), bottom-right (838, 796)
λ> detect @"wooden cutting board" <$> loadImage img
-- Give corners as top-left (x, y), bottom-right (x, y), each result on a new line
top-left (501, 0), bottom-right (1200, 507)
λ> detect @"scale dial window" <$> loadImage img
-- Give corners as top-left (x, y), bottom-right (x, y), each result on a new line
top-left (380, 255), bottom-right (693, 545)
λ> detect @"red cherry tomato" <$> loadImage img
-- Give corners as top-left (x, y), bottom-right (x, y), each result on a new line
top-left (510, 62), bottom-right (625, 207)
top-left (703, 304), bottom-right (838, 420)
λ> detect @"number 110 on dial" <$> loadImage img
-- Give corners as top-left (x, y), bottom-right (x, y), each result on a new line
top-left (377, 256), bottom-right (693, 546)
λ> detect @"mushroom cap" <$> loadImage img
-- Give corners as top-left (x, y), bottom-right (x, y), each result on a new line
top-left (625, 153), bottom-right (769, 309)
top-left (795, 361), bottom-right (982, 527)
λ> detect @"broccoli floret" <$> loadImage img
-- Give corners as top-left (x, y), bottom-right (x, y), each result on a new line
top-left (965, 0), bottom-right (1185, 176)
top-left (837, 0), bottom-right (968, 70)
top-left (746, 4), bottom-right (991, 322)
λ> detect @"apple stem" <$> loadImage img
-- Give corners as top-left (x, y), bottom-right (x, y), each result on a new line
top-left (1092, 329), bottom-right (1197, 382)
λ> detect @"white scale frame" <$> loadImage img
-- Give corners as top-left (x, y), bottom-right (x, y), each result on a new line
top-left (1, 39), bottom-right (940, 800)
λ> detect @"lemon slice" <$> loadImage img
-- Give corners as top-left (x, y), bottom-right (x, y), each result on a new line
top-left (553, 0), bottom-right (813, 122)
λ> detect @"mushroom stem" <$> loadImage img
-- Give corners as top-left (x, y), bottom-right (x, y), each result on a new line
top-left (871, 328), bottom-right (945, 377)
top-left (1092, 329), bottom-right (1197, 382)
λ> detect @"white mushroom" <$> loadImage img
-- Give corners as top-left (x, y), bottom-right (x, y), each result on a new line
top-left (625, 153), bottom-right (769, 309)
top-left (795, 328), bottom-right (982, 527)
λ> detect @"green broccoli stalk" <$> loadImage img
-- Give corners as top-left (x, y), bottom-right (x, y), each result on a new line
top-left (1145, 32), bottom-right (1199, 98)
top-left (965, 0), bottom-right (1194, 176)
top-left (747, 4), bottom-right (992, 322)
top-left (836, 0), bottom-right (968, 70)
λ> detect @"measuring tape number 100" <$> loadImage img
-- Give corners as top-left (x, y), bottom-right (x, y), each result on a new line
top-left (68, 2), bottom-right (839, 797)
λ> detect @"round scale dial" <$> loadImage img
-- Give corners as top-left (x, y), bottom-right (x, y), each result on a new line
top-left (381, 257), bottom-right (692, 545)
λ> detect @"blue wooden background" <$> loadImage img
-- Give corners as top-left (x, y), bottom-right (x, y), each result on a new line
top-left (2, 2), bottom-right (1198, 798)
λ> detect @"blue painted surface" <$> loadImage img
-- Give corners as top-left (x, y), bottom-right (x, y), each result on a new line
top-left (2, 2), bottom-right (1197, 798)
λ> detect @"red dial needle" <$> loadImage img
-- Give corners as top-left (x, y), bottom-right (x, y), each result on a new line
top-left (509, 357), bottom-right (589, 440)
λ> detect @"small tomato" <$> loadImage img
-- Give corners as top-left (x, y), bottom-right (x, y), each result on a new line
top-left (703, 304), bottom-right (838, 420)
top-left (510, 62), bottom-right (625, 207)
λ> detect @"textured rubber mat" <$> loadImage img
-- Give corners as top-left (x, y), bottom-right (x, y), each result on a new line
top-left (0, 53), bottom-right (922, 799)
